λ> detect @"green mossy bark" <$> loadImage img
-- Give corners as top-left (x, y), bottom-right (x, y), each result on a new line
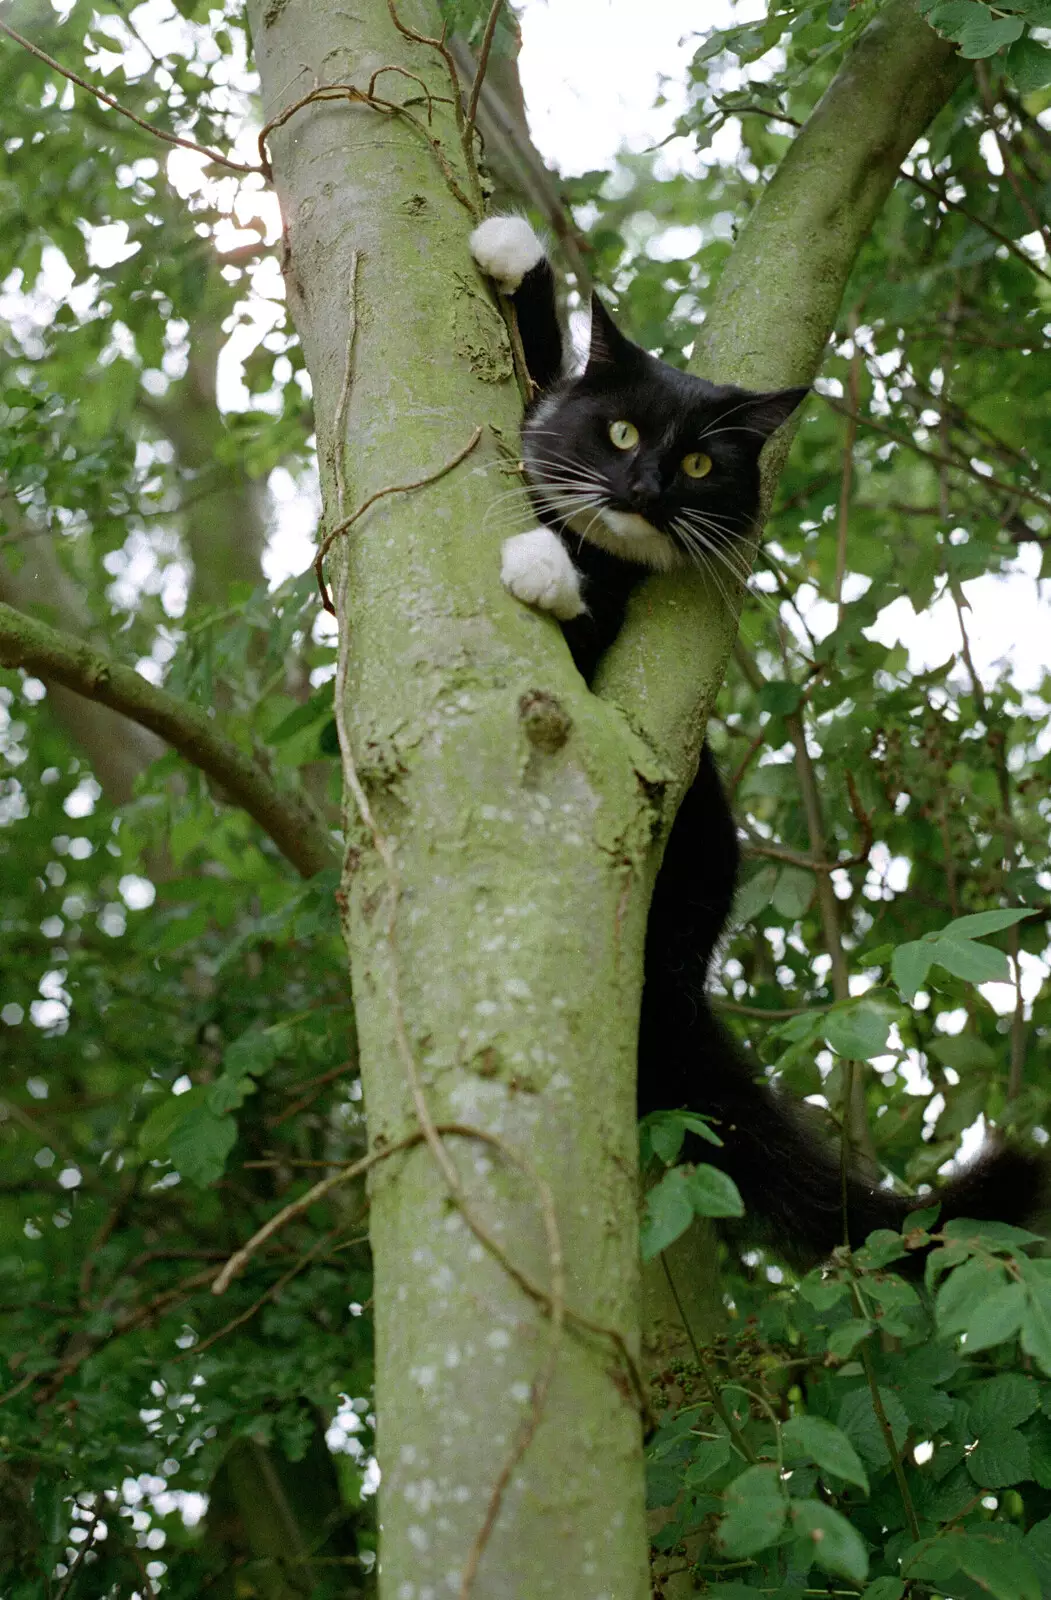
top-left (246, 2), bottom-right (970, 1594)
top-left (248, 3), bottom-right (657, 1594)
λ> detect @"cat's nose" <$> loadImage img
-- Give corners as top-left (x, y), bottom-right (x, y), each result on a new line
top-left (631, 468), bottom-right (662, 509)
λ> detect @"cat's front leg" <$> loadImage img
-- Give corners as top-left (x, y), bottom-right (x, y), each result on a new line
top-left (501, 528), bottom-right (585, 621)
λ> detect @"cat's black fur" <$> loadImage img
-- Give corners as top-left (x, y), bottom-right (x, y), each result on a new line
top-left (480, 226), bottom-right (1045, 1265)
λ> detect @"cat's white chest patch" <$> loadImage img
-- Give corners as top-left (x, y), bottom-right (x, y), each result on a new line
top-left (501, 528), bottom-right (584, 621)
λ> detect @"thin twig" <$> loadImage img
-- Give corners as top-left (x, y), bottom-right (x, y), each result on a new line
top-left (333, 250), bottom-right (361, 523)
top-left (215, 1119), bottom-right (641, 1405)
top-left (258, 82), bottom-right (474, 209)
top-left (822, 395), bottom-right (1051, 519)
top-left (715, 999), bottom-right (830, 1021)
top-left (266, 1060), bottom-right (355, 1128)
top-left (466, 0), bottom-right (505, 133)
top-left (314, 428), bottom-right (484, 613)
top-left (661, 1258), bottom-right (757, 1465)
top-left (859, 1333), bottom-right (921, 1542)
top-left (181, 1230), bottom-right (338, 1358)
top-left (0, 19), bottom-right (258, 175)
top-left (904, 167), bottom-right (1051, 286)
top-left (54, 1510), bottom-right (101, 1599)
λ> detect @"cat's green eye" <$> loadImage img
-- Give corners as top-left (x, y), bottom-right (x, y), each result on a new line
top-left (608, 420), bottom-right (639, 450)
top-left (681, 451), bottom-right (713, 479)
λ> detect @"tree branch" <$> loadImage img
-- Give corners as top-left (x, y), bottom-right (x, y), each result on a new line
top-left (0, 602), bottom-right (336, 879)
top-left (595, 0), bottom-right (970, 782)
top-left (0, 18), bottom-right (259, 175)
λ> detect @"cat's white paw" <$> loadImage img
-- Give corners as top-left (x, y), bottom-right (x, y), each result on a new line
top-left (470, 216), bottom-right (545, 294)
top-left (501, 528), bottom-right (584, 621)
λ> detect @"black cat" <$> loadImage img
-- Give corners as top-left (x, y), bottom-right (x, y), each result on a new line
top-left (470, 216), bottom-right (1044, 1264)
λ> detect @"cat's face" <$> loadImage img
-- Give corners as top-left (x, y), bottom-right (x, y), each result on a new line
top-left (521, 295), bottom-right (807, 575)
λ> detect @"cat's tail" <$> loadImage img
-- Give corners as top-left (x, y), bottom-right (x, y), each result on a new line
top-left (659, 1002), bottom-right (1047, 1266)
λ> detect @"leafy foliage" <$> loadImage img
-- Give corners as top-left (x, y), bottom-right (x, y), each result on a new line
top-left (1, 0), bottom-right (1049, 1594)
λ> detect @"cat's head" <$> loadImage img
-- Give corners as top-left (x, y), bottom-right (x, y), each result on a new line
top-left (521, 294), bottom-right (807, 574)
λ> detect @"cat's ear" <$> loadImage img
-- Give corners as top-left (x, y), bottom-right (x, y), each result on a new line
top-left (736, 385), bottom-right (810, 439)
top-left (585, 293), bottom-right (639, 372)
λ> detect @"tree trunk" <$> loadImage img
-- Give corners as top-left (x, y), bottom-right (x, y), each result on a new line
top-left (245, 2), bottom-right (971, 1595)
top-left (249, 3), bottom-right (659, 1593)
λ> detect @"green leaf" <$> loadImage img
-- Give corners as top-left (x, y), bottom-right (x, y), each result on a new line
top-left (1021, 1281), bottom-right (1051, 1376)
top-left (207, 1072), bottom-right (259, 1114)
top-left (678, 1112), bottom-right (723, 1146)
top-left (798, 1270), bottom-right (850, 1311)
top-left (926, 0), bottom-right (1025, 54)
top-left (823, 1000), bottom-right (892, 1060)
top-left (863, 1582), bottom-right (904, 1600)
top-left (138, 1085), bottom-right (206, 1157)
top-left (968, 1373), bottom-right (1041, 1432)
top-left (168, 1101), bottom-right (238, 1187)
top-left (1008, 35), bottom-right (1051, 91)
top-left (223, 1027), bottom-right (282, 1079)
top-left (937, 1254), bottom-right (1009, 1336)
top-left (891, 940), bottom-right (934, 1000)
top-left (893, 908), bottom-right (1028, 999)
top-left (684, 1437), bottom-right (732, 1484)
top-left (967, 1425), bottom-right (1031, 1487)
top-left (940, 907), bottom-right (1032, 940)
top-left (640, 1167), bottom-right (695, 1259)
top-left (642, 1109), bottom-right (722, 1166)
top-left (791, 1498), bottom-right (869, 1583)
top-left (718, 1463), bottom-right (787, 1558)
top-left (646, 1112), bottom-right (686, 1165)
top-left (782, 1415), bottom-right (870, 1491)
top-left (959, 1280), bottom-right (1026, 1352)
top-left (772, 864), bottom-right (814, 919)
top-left (932, 936), bottom-right (1010, 985)
top-left (837, 1386), bottom-right (910, 1466)
top-left (734, 863), bottom-right (779, 923)
top-left (907, 1531), bottom-right (1041, 1599)
top-left (827, 1319), bottom-right (876, 1359)
top-left (267, 688), bottom-right (333, 743)
top-left (928, 1033), bottom-right (996, 1072)
top-left (945, 1218), bottom-right (1044, 1250)
top-left (758, 679), bottom-right (803, 716)
top-left (687, 1163), bottom-right (744, 1218)
top-left (959, 12), bottom-right (1025, 55)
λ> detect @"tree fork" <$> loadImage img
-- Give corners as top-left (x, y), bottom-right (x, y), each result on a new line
top-left (246, 0), bottom-right (972, 1593)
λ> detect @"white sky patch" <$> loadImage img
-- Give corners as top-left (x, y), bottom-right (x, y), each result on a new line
top-left (518, 0), bottom-right (701, 174)
top-left (979, 950), bottom-right (1047, 1018)
top-left (864, 543), bottom-right (1050, 695)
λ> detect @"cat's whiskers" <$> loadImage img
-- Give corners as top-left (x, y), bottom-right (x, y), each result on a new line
top-left (673, 511), bottom-right (754, 578)
top-left (673, 525), bottom-right (736, 618)
top-left (694, 393), bottom-right (769, 444)
top-left (672, 516), bottom-right (778, 621)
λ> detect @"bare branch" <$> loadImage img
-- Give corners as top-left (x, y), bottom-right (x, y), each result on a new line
top-left (0, 601), bottom-right (336, 879)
